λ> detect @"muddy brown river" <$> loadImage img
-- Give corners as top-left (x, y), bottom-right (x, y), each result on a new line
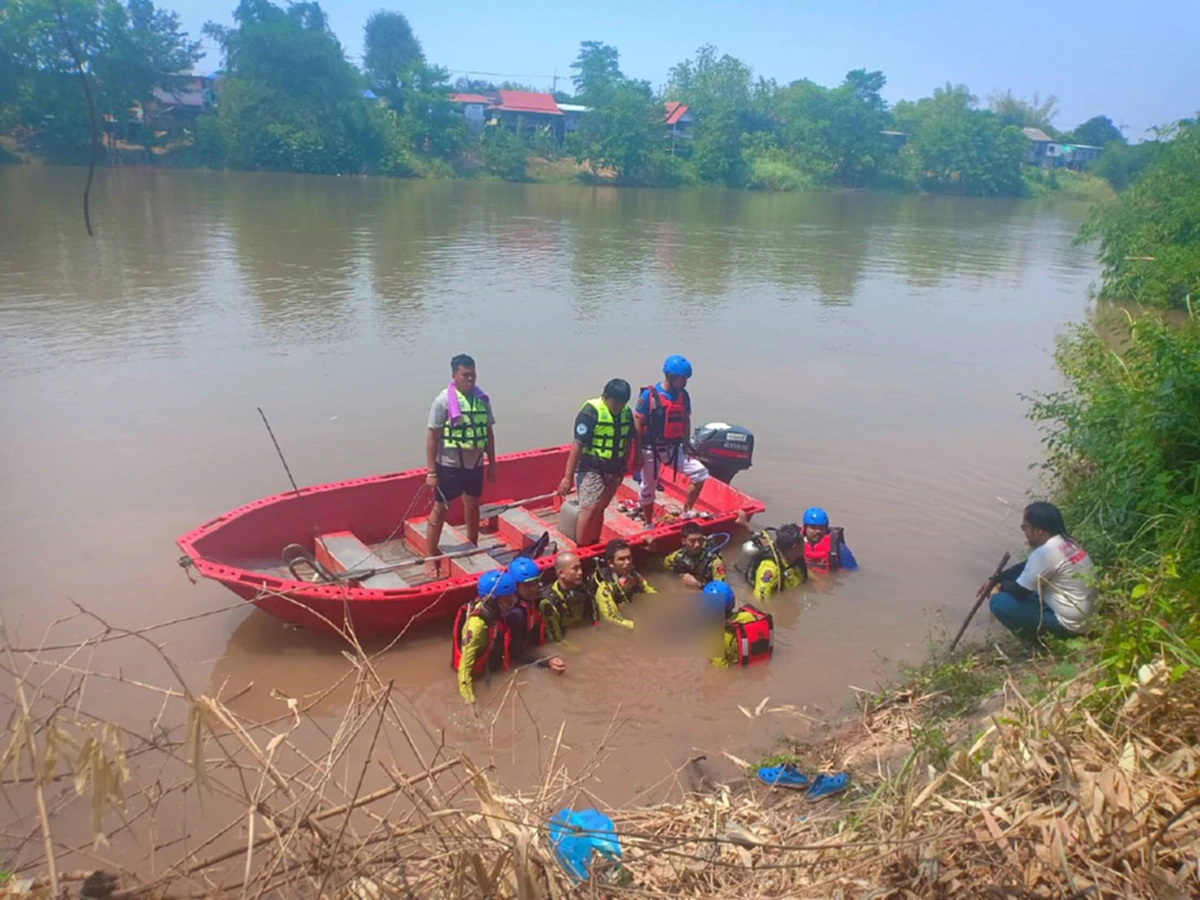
top-left (0, 167), bottom-right (1100, 820)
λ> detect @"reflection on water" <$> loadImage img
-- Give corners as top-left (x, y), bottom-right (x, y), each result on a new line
top-left (0, 166), bottom-right (1100, 796)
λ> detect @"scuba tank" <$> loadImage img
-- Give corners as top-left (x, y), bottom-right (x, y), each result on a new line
top-left (736, 529), bottom-right (778, 584)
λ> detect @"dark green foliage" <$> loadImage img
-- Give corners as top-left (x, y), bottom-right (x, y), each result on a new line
top-left (1090, 139), bottom-right (1160, 191)
top-left (198, 1), bottom-right (378, 174)
top-left (362, 9), bottom-right (422, 104)
top-left (0, 0), bottom-right (201, 157)
top-left (1029, 311), bottom-right (1200, 681)
top-left (894, 84), bottom-right (1027, 196)
top-left (1078, 121), bottom-right (1200, 308)
top-left (567, 40), bottom-right (674, 184)
top-left (1066, 115), bottom-right (1124, 148)
top-left (480, 126), bottom-right (527, 181)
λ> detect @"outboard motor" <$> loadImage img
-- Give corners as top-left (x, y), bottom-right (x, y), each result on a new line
top-left (691, 422), bottom-right (755, 484)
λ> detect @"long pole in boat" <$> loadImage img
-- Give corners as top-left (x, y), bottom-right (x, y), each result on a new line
top-left (257, 407), bottom-right (316, 534)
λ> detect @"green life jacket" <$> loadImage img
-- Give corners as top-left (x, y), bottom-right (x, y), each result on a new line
top-left (443, 389), bottom-right (489, 450)
top-left (579, 398), bottom-right (634, 461)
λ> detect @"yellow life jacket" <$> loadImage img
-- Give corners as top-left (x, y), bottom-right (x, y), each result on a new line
top-left (443, 389), bottom-right (489, 450)
top-left (579, 398), bottom-right (634, 462)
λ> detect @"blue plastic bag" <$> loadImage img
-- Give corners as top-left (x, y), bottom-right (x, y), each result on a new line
top-left (547, 808), bottom-right (621, 882)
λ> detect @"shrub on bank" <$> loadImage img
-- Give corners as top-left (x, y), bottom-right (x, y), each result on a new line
top-left (1029, 309), bottom-right (1200, 682)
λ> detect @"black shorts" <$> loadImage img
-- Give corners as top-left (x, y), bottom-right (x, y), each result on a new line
top-left (435, 464), bottom-right (484, 503)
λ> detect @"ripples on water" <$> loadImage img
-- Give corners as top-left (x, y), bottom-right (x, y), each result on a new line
top-left (0, 167), bottom-right (1100, 794)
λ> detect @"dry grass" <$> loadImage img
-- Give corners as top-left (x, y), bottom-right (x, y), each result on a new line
top-left (0, 599), bottom-right (1196, 899)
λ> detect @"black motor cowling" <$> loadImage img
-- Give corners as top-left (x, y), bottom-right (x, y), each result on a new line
top-left (691, 422), bottom-right (755, 484)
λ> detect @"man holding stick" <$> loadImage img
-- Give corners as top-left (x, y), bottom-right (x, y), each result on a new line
top-left (986, 502), bottom-right (1096, 641)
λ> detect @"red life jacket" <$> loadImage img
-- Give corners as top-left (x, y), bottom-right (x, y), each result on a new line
top-left (450, 602), bottom-right (511, 675)
top-left (517, 599), bottom-right (547, 648)
top-left (730, 604), bottom-right (774, 666)
top-left (642, 384), bottom-right (688, 443)
top-left (803, 527), bottom-right (844, 573)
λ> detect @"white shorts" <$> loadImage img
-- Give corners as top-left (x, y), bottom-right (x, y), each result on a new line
top-left (640, 445), bottom-right (708, 504)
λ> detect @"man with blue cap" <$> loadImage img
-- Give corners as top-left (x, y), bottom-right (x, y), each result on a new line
top-left (635, 355), bottom-right (709, 527)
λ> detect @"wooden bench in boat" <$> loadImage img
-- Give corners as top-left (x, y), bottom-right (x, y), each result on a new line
top-left (496, 507), bottom-right (575, 553)
top-left (404, 519), bottom-right (497, 576)
top-left (315, 531), bottom-right (410, 590)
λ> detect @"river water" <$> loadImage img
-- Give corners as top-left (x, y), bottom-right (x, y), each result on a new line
top-left (0, 167), bottom-right (1100, 808)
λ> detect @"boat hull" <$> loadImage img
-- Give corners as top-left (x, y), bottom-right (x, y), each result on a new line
top-left (176, 445), bottom-right (764, 637)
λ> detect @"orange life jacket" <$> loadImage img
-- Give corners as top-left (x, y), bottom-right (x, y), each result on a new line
top-left (803, 527), bottom-right (844, 573)
top-left (450, 602), bottom-right (511, 675)
top-left (724, 609), bottom-right (772, 667)
top-left (642, 384), bottom-right (688, 443)
top-left (730, 604), bottom-right (774, 666)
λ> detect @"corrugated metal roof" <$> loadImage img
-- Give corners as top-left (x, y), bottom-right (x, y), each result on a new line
top-left (152, 87), bottom-right (205, 108)
top-left (1022, 127), bottom-right (1054, 143)
top-left (492, 90), bottom-right (562, 115)
top-left (664, 101), bottom-right (690, 125)
top-left (449, 93), bottom-right (490, 104)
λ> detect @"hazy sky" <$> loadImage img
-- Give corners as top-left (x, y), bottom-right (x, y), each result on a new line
top-left (176, 0), bottom-right (1200, 139)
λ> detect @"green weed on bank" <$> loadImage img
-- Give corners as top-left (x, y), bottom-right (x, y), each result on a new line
top-left (1028, 305), bottom-right (1200, 685)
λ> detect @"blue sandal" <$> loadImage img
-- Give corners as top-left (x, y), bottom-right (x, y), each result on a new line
top-left (757, 764), bottom-right (810, 788)
top-left (805, 772), bottom-right (849, 800)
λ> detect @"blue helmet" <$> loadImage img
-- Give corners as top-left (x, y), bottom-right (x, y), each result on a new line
top-left (701, 580), bottom-right (735, 616)
top-left (478, 570), bottom-right (517, 599)
top-left (507, 557), bottom-right (541, 584)
top-left (802, 507), bottom-right (830, 527)
top-left (663, 354), bottom-right (693, 378)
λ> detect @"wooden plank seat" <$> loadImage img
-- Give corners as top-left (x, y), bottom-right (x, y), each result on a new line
top-left (497, 507), bottom-right (575, 553)
top-left (314, 531), bottom-right (410, 589)
top-left (404, 519), bottom-right (497, 576)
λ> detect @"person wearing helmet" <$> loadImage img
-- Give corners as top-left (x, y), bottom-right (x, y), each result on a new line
top-left (634, 355), bottom-right (710, 527)
top-left (506, 556), bottom-right (548, 651)
top-left (539, 552), bottom-right (599, 642)
top-left (663, 521), bottom-right (726, 589)
top-left (592, 539), bottom-right (657, 629)
top-left (455, 569), bottom-right (565, 704)
top-left (699, 581), bottom-right (774, 668)
top-left (558, 379), bottom-right (640, 547)
top-left (801, 507), bottom-right (858, 573)
top-left (739, 523), bottom-right (808, 601)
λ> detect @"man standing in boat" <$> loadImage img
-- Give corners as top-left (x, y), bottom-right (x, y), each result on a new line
top-left (557, 378), bottom-right (639, 547)
top-left (425, 354), bottom-right (495, 578)
top-left (635, 355), bottom-right (709, 527)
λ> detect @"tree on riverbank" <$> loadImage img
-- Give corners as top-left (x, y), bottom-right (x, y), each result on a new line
top-left (1078, 119), bottom-right (1200, 308)
top-left (0, 0), bottom-right (201, 158)
top-left (0, 1), bottom-right (1135, 197)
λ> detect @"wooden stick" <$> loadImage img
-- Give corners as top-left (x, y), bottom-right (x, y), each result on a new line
top-left (949, 552), bottom-right (1011, 652)
top-left (478, 491), bottom-right (562, 518)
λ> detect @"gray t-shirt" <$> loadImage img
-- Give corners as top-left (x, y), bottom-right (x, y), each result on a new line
top-left (428, 388), bottom-right (495, 469)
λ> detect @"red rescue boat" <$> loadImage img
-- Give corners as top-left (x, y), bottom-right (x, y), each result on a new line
top-left (176, 439), bottom-right (763, 638)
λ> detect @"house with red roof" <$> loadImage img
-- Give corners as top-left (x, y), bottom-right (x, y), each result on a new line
top-left (448, 88), bottom-right (565, 141)
top-left (664, 102), bottom-right (695, 146)
top-left (490, 90), bottom-right (564, 141)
